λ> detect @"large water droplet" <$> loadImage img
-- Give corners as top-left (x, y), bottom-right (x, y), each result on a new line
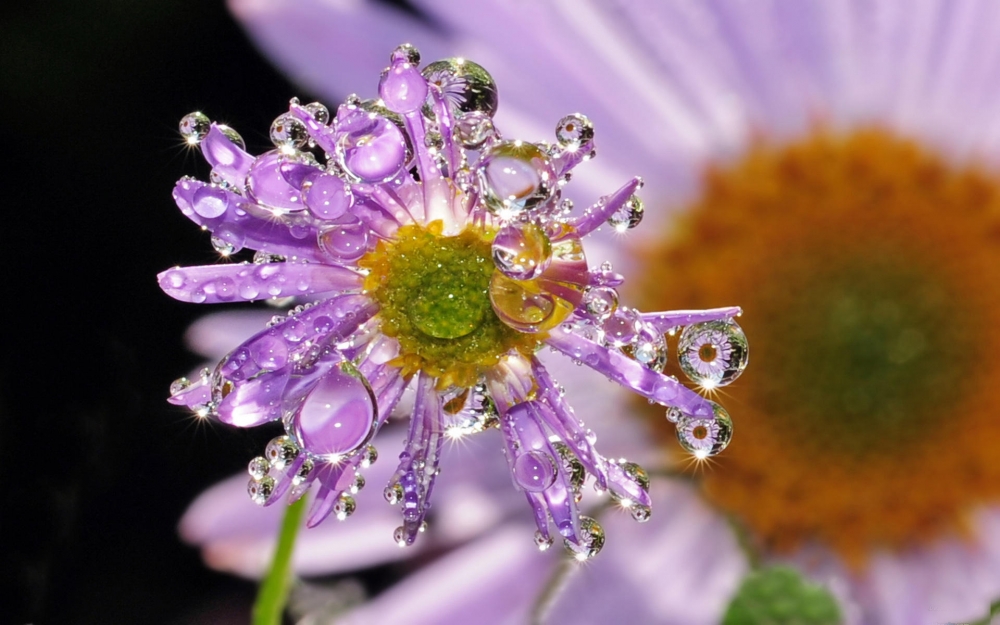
top-left (512, 450), bottom-right (557, 492)
top-left (265, 435), bottom-right (300, 470)
top-left (180, 111), bottom-right (211, 145)
top-left (421, 58), bottom-right (498, 117)
top-left (677, 319), bottom-right (749, 388)
top-left (582, 286), bottom-right (618, 321)
top-left (455, 111), bottom-right (495, 149)
top-left (291, 363), bottom-right (376, 458)
top-left (603, 306), bottom-right (640, 347)
top-left (247, 456), bottom-right (270, 480)
top-left (555, 113), bottom-right (594, 149)
top-left (492, 221), bottom-right (552, 280)
top-left (317, 218), bottom-right (370, 263)
top-left (248, 476), bottom-right (275, 505)
top-left (336, 115), bottom-right (407, 183)
top-left (270, 113), bottom-right (308, 149)
top-left (334, 493), bottom-right (357, 520)
top-left (563, 516), bottom-right (605, 561)
top-left (607, 194), bottom-right (644, 232)
top-left (478, 141), bottom-right (556, 216)
top-left (303, 172), bottom-right (353, 221)
top-left (676, 401), bottom-right (733, 458)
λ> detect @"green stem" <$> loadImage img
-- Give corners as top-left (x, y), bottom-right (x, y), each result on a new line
top-left (252, 497), bottom-right (307, 625)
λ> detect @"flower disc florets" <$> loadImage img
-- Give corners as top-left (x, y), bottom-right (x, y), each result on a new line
top-left (160, 44), bottom-right (749, 559)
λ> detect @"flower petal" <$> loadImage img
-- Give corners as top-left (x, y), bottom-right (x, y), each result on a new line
top-left (184, 310), bottom-right (276, 360)
top-left (158, 262), bottom-right (362, 304)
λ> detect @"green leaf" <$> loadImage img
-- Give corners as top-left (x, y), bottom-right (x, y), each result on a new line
top-left (252, 497), bottom-right (307, 625)
top-left (722, 566), bottom-right (842, 625)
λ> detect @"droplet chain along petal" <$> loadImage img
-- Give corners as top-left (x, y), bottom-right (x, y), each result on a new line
top-left (161, 44), bottom-right (749, 559)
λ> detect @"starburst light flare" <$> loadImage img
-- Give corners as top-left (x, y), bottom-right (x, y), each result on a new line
top-left (159, 44), bottom-right (748, 558)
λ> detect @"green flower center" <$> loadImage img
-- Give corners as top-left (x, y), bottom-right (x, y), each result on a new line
top-left (360, 224), bottom-right (540, 387)
top-left (722, 567), bottom-right (841, 625)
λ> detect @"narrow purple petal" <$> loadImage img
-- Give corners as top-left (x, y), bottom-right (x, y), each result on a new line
top-left (201, 124), bottom-right (255, 187)
top-left (567, 176), bottom-right (643, 237)
top-left (158, 262), bottom-right (362, 304)
top-left (641, 307), bottom-right (743, 333)
top-left (545, 325), bottom-right (714, 418)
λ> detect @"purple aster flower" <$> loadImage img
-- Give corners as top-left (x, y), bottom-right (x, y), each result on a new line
top-left (161, 45), bottom-right (748, 557)
top-left (180, 0), bottom-right (1000, 624)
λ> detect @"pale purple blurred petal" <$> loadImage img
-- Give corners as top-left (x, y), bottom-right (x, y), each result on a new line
top-left (185, 310), bottom-right (276, 359)
top-left (544, 480), bottom-right (747, 625)
top-left (337, 524), bottom-right (549, 625)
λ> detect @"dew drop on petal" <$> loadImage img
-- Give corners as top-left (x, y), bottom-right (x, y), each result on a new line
top-left (563, 516), bottom-right (605, 561)
top-left (676, 401), bottom-right (733, 457)
top-left (264, 435), bottom-right (300, 470)
top-left (607, 194), bottom-right (644, 232)
top-left (247, 456), bottom-right (270, 480)
top-left (291, 364), bottom-right (376, 458)
top-left (421, 58), bottom-right (498, 117)
top-left (336, 115), bottom-right (408, 183)
top-left (318, 219), bottom-right (370, 264)
top-left (478, 141), bottom-right (556, 216)
top-left (334, 493), bottom-right (357, 520)
top-left (512, 449), bottom-right (557, 492)
top-left (534, 530), bottom-right (554, 552)
top-left (270, 113), bottom-right (308, 149)
top-left (677, 319), bottom-right (749, 388)
top-left (248, 475), bottom-right (275, 505)
top-left (555, 113), bottom-right (594, 149)
top-left (455, 110), bottom-right (496, 149)
top-left (192, 185), bottom-right (230, 219)
top-left (492, 221), bottom-right (552, 280)
top-left (384, 482), bottom-right (403, 505)
top-left (582, 286), bottom-right (618, 321)
top-left (180, 111), bottom-right (211, 145)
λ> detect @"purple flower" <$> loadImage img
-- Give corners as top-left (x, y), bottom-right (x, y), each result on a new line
top-left (178, 0), bottom-right (1000, 624)
top-left (161, 45), bottom-right (747, 560)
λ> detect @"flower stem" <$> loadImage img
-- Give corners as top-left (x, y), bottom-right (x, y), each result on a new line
top-left (252, 497), bottom-right (307, 625)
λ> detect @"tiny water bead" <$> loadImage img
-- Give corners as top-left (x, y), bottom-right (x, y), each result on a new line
top-left (637, 129), bottom-right (1000, 560)
top-left (162, 44), bottom-right (747, 557)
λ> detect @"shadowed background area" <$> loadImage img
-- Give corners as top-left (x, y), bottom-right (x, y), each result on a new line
top-left (0, 2), bottom-right (347, 622)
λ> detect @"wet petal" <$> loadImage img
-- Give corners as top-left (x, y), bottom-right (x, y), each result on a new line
top-left (158, 262), bottom-right (362, 304)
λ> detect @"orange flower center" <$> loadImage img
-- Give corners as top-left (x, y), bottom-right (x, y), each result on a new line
top-left (636, 130), bottom-right (1000, 564)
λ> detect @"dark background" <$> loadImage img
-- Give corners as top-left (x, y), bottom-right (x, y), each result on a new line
top-left (1, 2), bottom-right (360, 622)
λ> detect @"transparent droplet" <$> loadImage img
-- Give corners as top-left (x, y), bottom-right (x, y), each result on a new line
top-left (553, 442), bottom-right (586, 492)
top-left (563, 516), bottom-right (605, 561)
top-left (555, 113), bottom-right (594, 149)
top-left (632, 324), bottom-right (667, 371)
top-left (607, 194), bottom-right (644, 232)
top-left (253, 251), bottom-right (286, 264)
top-left (534, 530), bottom-right (554, 552)
top-left (455, 111), bottom-right (495, 149)
top-left (248, 476), bottom-right (275, 505)
top-left (512, 450), bottom-right (557, 492)
top-left (335, 115), bottom-right (407, 183)
top-left (349, 473), bottom-right (366, 494)
top-left (629, 504), bottom-right (651, 523)
top-left (334, 493), bottom-right (357, 521)
top-left (293, 458), bottom-right (314, 485)
top-left (247, 456), bottom-right (270, 480)
top-left (270, 113), bottom-right (308, 149)
top-left (391, 43), bottom-right (421, 66)
top-left (665, 406), bottom-right (683, 423)
top-left (489, 273), bottom-right (560, 333)
top-left (478, 141), bottom-right (556, 216)
top-left (265, 435), bottom-right (300, 470)
top-left (421, 58), bottom-right (498, 117)
top-left (602, 306), bottom-right (641, 347)
top-left (216, 125), bottom-right (246, 150)
top-left (676, 401), bottom-right (733, 458)
top-left (620, 461), bottom-right (650, 492)
top-left (169, 377), bottom-right (191, 396)
top-left (303, 101), bottom-right (330, 125)
top-left (492, 221), bottom-right (552, 280)
top-left (210, 236), bottom-right (237, 256)
top-left (180, 111), bottom-right (211, 145)
top-left (582, 286), bottom-right (618, 321)
top-left (393, 525), bottom-right (408, 547)
top-left (318, 219), bottom-right (370, 264)
top-left (360, 444), bottom-right (378, 468)
top-left (384, 482), bottom-right (403, 505)
top-left (678, 319), bottom-right (749, 388)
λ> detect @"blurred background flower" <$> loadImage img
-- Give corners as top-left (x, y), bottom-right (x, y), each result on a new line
top-left (177, 0), bottom-right (1000, 623)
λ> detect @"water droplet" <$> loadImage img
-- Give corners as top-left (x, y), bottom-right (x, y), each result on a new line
top-left (247, 475), bottom-right (275, 505)
top-left (665, 406), bottom-right (683, 423)
top-left (602, 306), bottom-right (640, 347)
top-left (336, 114), bottom-right (408, 183)
top-left (391, 43), bottom-right (421, 65)
top-left (489, 272), bottom-right (558, 333)
top-left (293, 458), bottom-right (314, 485)
top-left (180, 112), bottom-right (211, 145)
top-left (677, 319), bottom-right (749, 388)
top-left (334, 493), bottom-right (357, 520)
top-left (270, 113), bottom-right (308, 149)
top-left (384, 482), bottom-right (403, 505)
top-left (534, 530), bottom-right (554, 552)
top-left (512, 450), bottom-right (557, 492)
top-left (553, 442), bottom-right (586, 492)
top-left (216, 125), bottom-right (245, 150)
top-left (478, 141), bottom-right (556, 216)
top-left (455, 110), bottom-right (495, 149)
top-left (393, 525), bottom-right (409, 547)
top-left (629, 504), bottom-right (651, 523)
top-left (360, 444), bottom-right (378, 468)
top-left (211, 236), bottom-right (236, 256)
top-left (317, 219), bottom-right (370, 264)
top-left (620, 461), bottom-right (650, 492)
top-left (421, 58), bottom-right (498, 117)
top-left (676, 401), bottom-right (733, 457)
top-left (291, 364), bottom-right (376, 457)
top-left (170, 377), bottom-right (191, 396)
top-left (563, 516), bottom-right (605, 561)
top-left (607, 194), bottom-right (644, 232)
top-left (349, 473), bottom-right (366, 494)
top-left (192, 184), bottom-right (230, 219)
top-left (632, 324), bottom-right (667, 371)
top-left (303, 101), bottom-right (330, 125)
top-left (303, 172), bottom-right (352, 221)
top-left (582, 286), bottom-right (618, 320)
top-left (492, 221), bottom-right (552, 280)
top-left (247, 456), bottom-right (270, 480)
top-left (555, 113), bottom-right (594, 149)
top-left (253, 251), bottom-right (286, 264)
top-left (265, 435), bottom-right (300, 470)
